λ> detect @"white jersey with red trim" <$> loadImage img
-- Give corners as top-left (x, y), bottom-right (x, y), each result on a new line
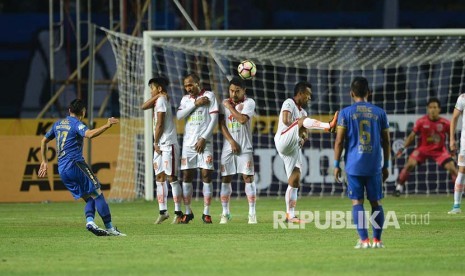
top-left (275, 98), bottom-right (307, 138)
top-left (220, 97), bottom-right (255, 153)
top-left (153, 95), bottom-right (178, 146)
top-left (178, 90), bottom-right (219, 146)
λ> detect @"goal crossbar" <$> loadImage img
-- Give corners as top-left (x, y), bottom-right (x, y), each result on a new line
top-left (143, 29), bottom-right (465, 38)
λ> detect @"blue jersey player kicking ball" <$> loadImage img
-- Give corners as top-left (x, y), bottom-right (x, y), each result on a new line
top-left (38, 99), bottom-right (126, 236)
top-left (333, 77), bottom-right (390, 249)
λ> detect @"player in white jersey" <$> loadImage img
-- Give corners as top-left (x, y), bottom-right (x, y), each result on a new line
top-left (274, 81), bottom-right (338, 223)
top-left (218, 77), bottom-right (257, 224)
top-left (449, 93), bottom-right (465, 214)
top-left (141, 76), bottom-right (183, 224)
top-left (177, 74), bottom-right (219, 224)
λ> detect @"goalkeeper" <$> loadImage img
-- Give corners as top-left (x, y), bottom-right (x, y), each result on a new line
top-left (394, 98), bottom-right (457, 196)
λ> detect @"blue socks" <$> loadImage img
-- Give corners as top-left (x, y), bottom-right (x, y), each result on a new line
top-left (372, 205), bottom-right (385, 240)
top-left (352, 204), bottom-right (368, 240)
top-left (85, 197), bottom-right (95, 223)
top-left (95, 194), bottom-right (113, 229)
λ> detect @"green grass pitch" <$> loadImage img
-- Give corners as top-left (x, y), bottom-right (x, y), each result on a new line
top-left (1, 195), bottom-right (465, 275)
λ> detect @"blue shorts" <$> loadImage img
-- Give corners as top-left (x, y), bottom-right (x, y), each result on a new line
top-left (346, 173), bottom-right (383, 201)
top-left (60, 161), bottom-right (101, 199)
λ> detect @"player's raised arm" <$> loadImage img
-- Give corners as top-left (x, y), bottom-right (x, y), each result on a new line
top-left (141, 94), bottom-right (161, 110)
top-left (85, 117), bottom-right (119, 139)
top-left (176, 97), bottom-right (204, 120)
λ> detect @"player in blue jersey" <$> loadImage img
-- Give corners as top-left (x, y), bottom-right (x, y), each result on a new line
top-left (333, 77), bottom-right (390, 249)
top-left (38, 99), bottom-right (126, 236)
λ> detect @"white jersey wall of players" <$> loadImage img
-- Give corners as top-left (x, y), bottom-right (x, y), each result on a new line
top-left (153, 95), bottom-right (178, 147)
top-left (274, 98), bottom-right (307, 155)
top-left (178, 90), bottom-right (219, 145)
top-left (220, 97), bottom-right (256, 153)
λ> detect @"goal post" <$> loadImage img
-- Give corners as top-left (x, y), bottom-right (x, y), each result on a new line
top-left (105, 28), bottom-right (465, 201)
top-left (143, 32), bottom-right (154, 201)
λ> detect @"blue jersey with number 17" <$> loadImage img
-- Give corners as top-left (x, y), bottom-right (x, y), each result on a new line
top-left (45, 116), bottom-right (88, 173)
top-left (337, 101), bottom-right (389, 176)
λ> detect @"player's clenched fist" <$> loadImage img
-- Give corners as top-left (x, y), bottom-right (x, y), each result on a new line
top-left (107, 117), bottom-right (119, 126)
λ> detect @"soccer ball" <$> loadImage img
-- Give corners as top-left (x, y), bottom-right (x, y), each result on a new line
top-left (237, 60), bottom-right (257, 80)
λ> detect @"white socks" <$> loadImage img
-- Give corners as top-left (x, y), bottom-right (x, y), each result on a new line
top-left (170, 180), bottom-right (182, 212)
top-left (303, 118), bottom-right (329, 130)
top-left (156, 181), bottom-right (168, 211)
top-left (182, 182), bottom-right (193, 214)
top-left (285, 186), bottom-right (298, 217)
top-left (220, 183), bottom-right (232, 215)
top-left (203, 182), bottom-right (212, 215)
top-left (454, 172), bottom-right (465, 206)
top-left (245, 182), bottom-right (257, 215)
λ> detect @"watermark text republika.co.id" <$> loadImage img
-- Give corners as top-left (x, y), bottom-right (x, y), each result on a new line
top-left (273, 210), bottom-right (430, 229)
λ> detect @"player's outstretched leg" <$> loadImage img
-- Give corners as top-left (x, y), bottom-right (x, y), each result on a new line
top-left (394, 168), bottom-right (409, 197)
top-left (84, 197), bottom-right (109, 236)
top-left (86, 221), bottom-right (109, 236)
top-left (94, 194), bottom-right (126, 236)
top-left (328, 110), bottom-right (339, 133)
top-left (300, 110), bottom-right (338, 133)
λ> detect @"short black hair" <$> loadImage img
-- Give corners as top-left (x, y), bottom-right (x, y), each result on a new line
top-left (184, 73), bottom-right (200, 83)
top-left (427, 97), bottom-right (441, 109)
top-left (351, 77), bottom-right (370, 98)
top-left (148, 76), bottom-right (170, 91)
top-left (68, 99), bottom-right (86, 115)
top-left (294, 81), bottom-right (312, 96)
top-left (229, 76), bottom-right (246, 89)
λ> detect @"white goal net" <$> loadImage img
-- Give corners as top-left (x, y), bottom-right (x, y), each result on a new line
top-left (104, 28), bottom-right (465, 201)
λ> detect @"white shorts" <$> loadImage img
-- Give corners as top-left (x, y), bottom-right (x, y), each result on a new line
top-left (181, 143), bottom-right (214, 170)
top-left (275, 121), bottom-right (302, 178)
top-left (220, 151), bottom-right (255, 176)
top-left (277, 151), bottom-right (302, 179)
top-left (274, 120), bottom-right (300, 156)
top-left (153, 144), bottom-right (179, 176)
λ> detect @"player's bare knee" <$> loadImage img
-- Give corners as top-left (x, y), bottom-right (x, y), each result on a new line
top-left (352, 199), bottom-right (364, 205)
top-left (289, 180), bottom-right (300, 188)
top-left (243, 174), bottom-right (254, 183)
top-left (167, 175), bottom-right (178, 183)
top-left (183, 169), bottom-right (194, 182)
top-left (222, 175), bottom-right (232, 183)
top-left (201, 169), bottom-right (212, 183)
top-left (156, 174), bottom-right (166, 182)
